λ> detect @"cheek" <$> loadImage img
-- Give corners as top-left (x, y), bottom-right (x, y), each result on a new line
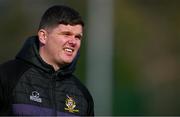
top-left (77, 41), bottom-right (81, 49)
top-left (50, 37), bottom-right (64, 48)
top-left (47, 40), bottom-right (62, 54)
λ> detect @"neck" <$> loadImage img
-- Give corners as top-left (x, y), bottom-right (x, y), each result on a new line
top-left (39, 47), bottom-right (60, 71)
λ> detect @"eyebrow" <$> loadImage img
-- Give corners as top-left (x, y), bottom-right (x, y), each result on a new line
top-left (60, 31), bottom-right (83, 37)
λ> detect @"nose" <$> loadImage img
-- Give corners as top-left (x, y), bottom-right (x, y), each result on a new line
top-left (68, 37), bottom-right (76, 45)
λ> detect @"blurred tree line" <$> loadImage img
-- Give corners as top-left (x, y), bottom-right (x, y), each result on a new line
top-left (114, 0), bottom-right (180, 115)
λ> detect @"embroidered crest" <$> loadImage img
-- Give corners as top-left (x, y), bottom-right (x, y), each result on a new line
top-left (64, 95), bottom-right (79, 113)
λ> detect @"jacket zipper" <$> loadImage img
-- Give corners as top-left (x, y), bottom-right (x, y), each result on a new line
top-left (51, 72), bottom-right (57, 116)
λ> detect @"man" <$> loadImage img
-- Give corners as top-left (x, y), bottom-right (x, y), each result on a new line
top-left (0, 5), bottom-right (94, 116)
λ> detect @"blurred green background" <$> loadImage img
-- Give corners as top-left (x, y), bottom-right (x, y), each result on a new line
top-left (0, 0), bottom-right (180, 116)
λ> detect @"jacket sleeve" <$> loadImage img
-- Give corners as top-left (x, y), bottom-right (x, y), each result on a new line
top-left (0, 75), bottom-right (3, 112)
top-left (0, 68), bottom-right (12, 115)
top-left (0, 67), bottom-right (5, 114)
top-left (87, 92), bottom-right (94, 116)
top-left (88, 99), bottom-right (94, 116)
top-left (0, 59), bottom-right (31, 115)
top-left (0, 65), bottom-right (12, 115)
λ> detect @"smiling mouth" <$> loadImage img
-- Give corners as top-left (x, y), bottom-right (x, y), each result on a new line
top-left (64, 48), bottom-right (74, 53)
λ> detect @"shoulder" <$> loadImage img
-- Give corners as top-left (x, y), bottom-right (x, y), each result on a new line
top-left (63, 75), bottom-right (94, 102)
top-left (0, 59), bottom-right (18, 77)
top-left (69, 75), bottom-right (94, 104)
top-left (0, 59), bottom-right (31, 86)
top-left (0, 59), bottom-right (30, 74)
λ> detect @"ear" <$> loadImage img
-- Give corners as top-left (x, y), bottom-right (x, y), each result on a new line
top-left (38, 29), bottom-right (48, 44)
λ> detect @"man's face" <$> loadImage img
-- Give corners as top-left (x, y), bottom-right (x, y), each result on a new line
top-left (39, 24), bottom-right (83, 69)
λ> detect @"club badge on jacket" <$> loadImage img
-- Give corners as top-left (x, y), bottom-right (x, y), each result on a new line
top-left (64, 95), bottom-right (79, 113)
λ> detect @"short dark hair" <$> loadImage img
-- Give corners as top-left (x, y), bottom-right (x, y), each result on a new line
top-left (38, 5), bottom-right (84, 30)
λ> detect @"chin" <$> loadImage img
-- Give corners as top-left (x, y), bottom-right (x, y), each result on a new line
top-left (61, 56), bottom-right (75, 64)
top-left (64, 59), bottom-right (73, 64)
top-left (65, 56), bottom-right (75, 62)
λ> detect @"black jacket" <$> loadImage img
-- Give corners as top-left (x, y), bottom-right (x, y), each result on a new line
top-left (0, 36), bottom-right (94, 116)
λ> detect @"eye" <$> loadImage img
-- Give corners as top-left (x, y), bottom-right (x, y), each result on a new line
top-left (75, 35), bottom-right (82, 40)
top-left (63, 32), bottom-right (71, 36)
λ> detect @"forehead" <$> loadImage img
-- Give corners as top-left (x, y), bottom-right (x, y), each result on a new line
top-left (54, 24), bottom-right (83, 33)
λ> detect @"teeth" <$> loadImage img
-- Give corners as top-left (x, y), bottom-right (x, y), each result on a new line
top-left (65, 48), bottom-right (73, 52)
